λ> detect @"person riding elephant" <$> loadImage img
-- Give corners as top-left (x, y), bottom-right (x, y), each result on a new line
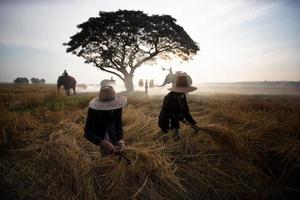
top-left (62, 70), bottom-right (68, 77)
top-left (84, 86), bottom-right (127, 155)
top-left (57, 74), bottom-right (76, 95)
top-left (158, 75), bottom-right (200, 140)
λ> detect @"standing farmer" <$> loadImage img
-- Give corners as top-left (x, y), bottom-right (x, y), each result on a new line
top-left (84, 86), bottom-right (127, 155)
top-left (158, 75), bottom-right (200, 140)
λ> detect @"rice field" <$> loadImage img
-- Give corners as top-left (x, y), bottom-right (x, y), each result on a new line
top-left (0, 84), bottom-right (299, 200)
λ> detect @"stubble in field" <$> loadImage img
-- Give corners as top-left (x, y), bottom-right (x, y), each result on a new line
top-left (0, 85), bottom-right (299, 200)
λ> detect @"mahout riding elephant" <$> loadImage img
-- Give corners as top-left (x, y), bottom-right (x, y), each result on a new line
top-left (57, 75), bottom-right (77, 96)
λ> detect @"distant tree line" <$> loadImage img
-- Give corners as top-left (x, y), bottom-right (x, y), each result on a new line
top-left (30, 78), bottom-right (45, 84)
top-left (14, 77), bottom-right (46, 84)
top-left (14, 77), bottom-right (29, 84)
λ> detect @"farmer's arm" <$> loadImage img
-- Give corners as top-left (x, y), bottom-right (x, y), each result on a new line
top-left (182, 96), bottom-right (196, 125)
top-left (114, 108), bottom-right (124, 142)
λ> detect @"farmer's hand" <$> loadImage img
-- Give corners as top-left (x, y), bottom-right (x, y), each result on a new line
top-left (116, 140), bottom-right (126, 152)
top-left (100, 140), bottom-right (116, 155)
top-left (191, 124), bottom-right (200, 133)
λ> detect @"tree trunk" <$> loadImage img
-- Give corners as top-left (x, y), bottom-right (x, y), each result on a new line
top-left (124, 74), bottom-right (134, 92)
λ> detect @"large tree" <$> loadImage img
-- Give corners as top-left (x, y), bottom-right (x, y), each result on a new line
top-left (64, 10), bottom-right (199, 91)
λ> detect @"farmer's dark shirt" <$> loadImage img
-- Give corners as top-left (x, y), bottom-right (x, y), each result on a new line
top-left (84, 108), bottom-right (123, 145)
top-left (158, 92), bottom-right (196, 131)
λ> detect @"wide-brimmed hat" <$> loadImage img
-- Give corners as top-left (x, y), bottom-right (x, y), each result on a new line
top-left (168, 75), bottom-right (197, 93)
top-left (89, 86), bottom-right (127, 110)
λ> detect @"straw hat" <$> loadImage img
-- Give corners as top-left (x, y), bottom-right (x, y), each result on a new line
top-left (168, 75), bottom-right (197, 93)
top-left (89, 86), bottom-right (127, 110)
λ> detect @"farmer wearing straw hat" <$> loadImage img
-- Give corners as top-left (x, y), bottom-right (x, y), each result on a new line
top-left (158, 75), bottom-right (200, 140)
top-left (84, 86), bottom-right (127, 155)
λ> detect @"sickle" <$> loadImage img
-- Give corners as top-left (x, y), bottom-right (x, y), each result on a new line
top-left (115, 151), bottom-right (131, 165)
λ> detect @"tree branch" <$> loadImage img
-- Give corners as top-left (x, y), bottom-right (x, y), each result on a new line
top-left (109, 57), bottom-right (128, 74)
top-left (121, 43), bottom-right (126, 66)
top-left (93, 61), bottom-right (125, 81)
top-left (131, 51), bottom-right (159, 74)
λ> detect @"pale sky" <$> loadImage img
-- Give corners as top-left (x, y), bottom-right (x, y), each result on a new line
top-left (0, 0), bottom-right (300, 84)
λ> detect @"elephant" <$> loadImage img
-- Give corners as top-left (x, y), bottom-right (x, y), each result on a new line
top-left (159, 71), bottom-right (192, 87)
top-left (57, 75), bottom-right (77, 96)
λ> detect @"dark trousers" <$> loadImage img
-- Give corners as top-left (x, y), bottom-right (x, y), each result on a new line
top-left (84, 130), bottom-right (119, 145)
top-left (170, 118), bottom-right (180, 130)
top-left (159, 115), bottom-right (180, 133)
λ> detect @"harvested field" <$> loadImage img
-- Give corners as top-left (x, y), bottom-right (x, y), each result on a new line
top-left (1, 85), bottom-right (300, 200)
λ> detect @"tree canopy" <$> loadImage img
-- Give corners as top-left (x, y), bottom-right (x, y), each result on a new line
top-left (64, 10), bottom-right (199, 91)
top-left (14, 77), bottom-right (29, 84)
top-left (31, 78), bottom-right (45, 84)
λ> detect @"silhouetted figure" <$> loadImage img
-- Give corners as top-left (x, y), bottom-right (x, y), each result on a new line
top-left (145, 80), bottom-right (148, 95)
top-left (62, 70), bottom-right (68, 77)
top-left (84, 86), bottom-right (127, 155)
top-left (158, 75), bottom-right (200, 140)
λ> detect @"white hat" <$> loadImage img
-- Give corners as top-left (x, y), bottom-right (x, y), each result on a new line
top-left (89, 86), bottom-right (127, 110)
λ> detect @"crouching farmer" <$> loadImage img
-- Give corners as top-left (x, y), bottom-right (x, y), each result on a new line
top-left (158, 75), bottom-right (200, 140)
top-left (84, 86), bottom-right (127, 155)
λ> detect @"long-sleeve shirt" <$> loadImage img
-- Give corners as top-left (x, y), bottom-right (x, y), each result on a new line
top-left (84, 108), bottom-right (123, 145)
top-left (158, 92), bottom-right (196, 130)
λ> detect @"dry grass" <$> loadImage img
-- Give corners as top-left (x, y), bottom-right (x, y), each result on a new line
top-left (0, 85), bottom-right (300, 200)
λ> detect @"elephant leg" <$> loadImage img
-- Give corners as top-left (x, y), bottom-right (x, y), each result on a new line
top-left (73, 87), bottom-right (76, 95)
top-left (66, 89), bottom-right (70, 96)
